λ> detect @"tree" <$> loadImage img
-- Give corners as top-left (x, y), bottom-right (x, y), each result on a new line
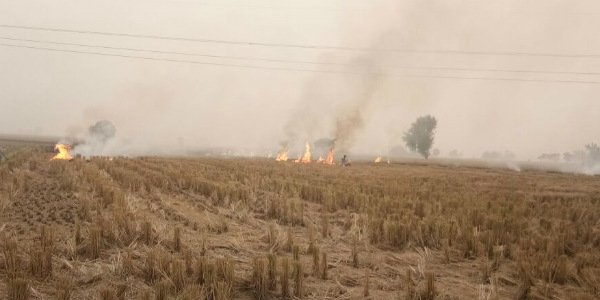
top-left (548, 153), bottom-right (560, 162)
top-left (481, 150), bottom-right (516, 161)
top-left (573, 150), bottom-right (586, 163)
top-left (483, 151), bottom-right (502, 160)
top-left (538, 153), bottom-right (560, 162)
top-left (585, 143), bottom-right (600, 165)
top-left (403, 115), bottom-right (437, 159)
top-left (561, 150), bottom-right (589, 164)
top-left (448, 149), bottom-right (463, 158)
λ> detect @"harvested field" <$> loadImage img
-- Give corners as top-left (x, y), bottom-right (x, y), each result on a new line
top-left (1, 143), bottom-right (599, 300)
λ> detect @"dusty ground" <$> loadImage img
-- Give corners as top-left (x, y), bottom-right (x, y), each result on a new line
top-left (0, 143), bottom-right (599, 300)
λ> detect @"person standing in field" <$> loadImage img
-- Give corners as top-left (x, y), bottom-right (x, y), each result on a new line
top-left (341, 154), bottom-right (347, 167)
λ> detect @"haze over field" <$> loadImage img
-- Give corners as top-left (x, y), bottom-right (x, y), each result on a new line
top-left (1, 0), bottom-right (600, 159)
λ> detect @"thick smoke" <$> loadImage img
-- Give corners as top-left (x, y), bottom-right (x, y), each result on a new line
top-left (72, 120), bottom-right (117, 157)
top-left (280, 52), bottom-right (387, 153)
top-left (88, 120), bottom-right (117, 143)
top-left (278, 1), bottom-right (434, 154)
top-left (314, 138), bottom-right (335, 148)
top-left (279, 77), bottom-right (331, 151)
top-left (3, 0), bottom-right (600, 165)
top-left (332, 75), bottom-right (382, 150)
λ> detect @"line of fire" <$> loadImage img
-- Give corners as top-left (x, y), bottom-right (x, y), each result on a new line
top-left (51, 141), bottom-right (387, 164)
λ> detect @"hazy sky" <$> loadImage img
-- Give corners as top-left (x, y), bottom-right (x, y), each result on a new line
top-left (1, 0), bottom-right (600, 159)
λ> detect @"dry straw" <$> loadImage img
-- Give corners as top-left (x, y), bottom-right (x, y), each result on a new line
top-left (252, 256), bottom-right (268, 300)
top-left (307, 225), bottom-right (315, 254)
top-left (363, 268), bottom-right (370, 297)
top-left (55, 277), bottom-right (74, 300)
top-left (280, 257), bottom-right (290, 298)
top-left (312, 246), bottom-right (320, 275)
top-left (7, 275), bottom-right (29, 300)
top-left (173, 227), bottom-right (182, 252)
top-left (267, 253), bottom-right (278, 291)
top-left (293, 261), bottom-right (303, 298)
top-left (351, 234), bottom-right (359, 268)
top-left (285, 227), bottom-right (293, 252)
top-left (320, 252), bottom-right (328, 280)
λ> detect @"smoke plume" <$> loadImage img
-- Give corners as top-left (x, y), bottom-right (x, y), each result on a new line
top-left (72, 120), bottom-right (117, 157)
top-left (313, 138), bottom-right (335, 149)
top-left (2, 0), bottom-right (600, 163)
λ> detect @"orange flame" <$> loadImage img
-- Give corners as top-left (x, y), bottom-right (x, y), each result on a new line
top-left (51, 144), bottom-right (73, 161)
top-left (374, 156), bottom-right (382, 163)
top-left (294, 141), bottom-right (311, 163)
top-left (276, 150), bottom-right (289, 162)
top-left (325, 148), bottom-right (334, 165)
top-left (316, 148), bottom-right (335, 165)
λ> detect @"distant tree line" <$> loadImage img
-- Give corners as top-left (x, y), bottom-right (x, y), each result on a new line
top-left (539, 143), bottom-right (600, 166)
top-left (448, 149), bottom-right (463, 158)
top-left (537, 153), bottom-right (561, 162)
top-left (481, 151), bottom-right (517, 161)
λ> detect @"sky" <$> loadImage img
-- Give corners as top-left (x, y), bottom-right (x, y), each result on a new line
top-left (1, 0), bottom-right (600, 159)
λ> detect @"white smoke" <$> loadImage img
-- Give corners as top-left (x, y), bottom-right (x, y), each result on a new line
top-left (72, 120), bottom-right (117, 157)
top-left (560, 163), bottom-right (600, 176)
top-left (505, 161), bottom-right (521, 172)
